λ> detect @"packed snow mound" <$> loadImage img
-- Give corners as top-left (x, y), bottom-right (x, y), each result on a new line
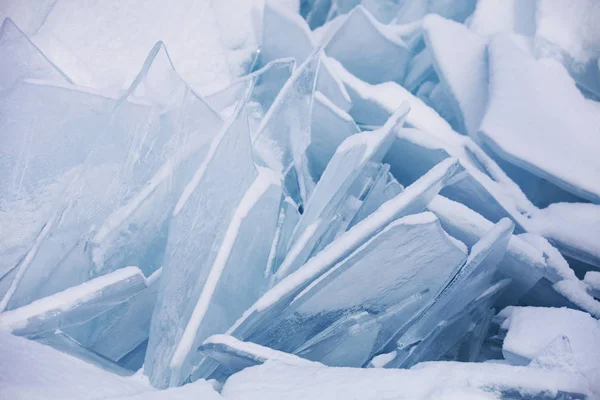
top-left (0, 1), bottom-right (599, 399)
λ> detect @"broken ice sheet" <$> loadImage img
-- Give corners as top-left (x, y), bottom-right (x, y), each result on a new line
top-left (325, 6), bottom-right (410, 84)
top-left (479, 34), bottom-right (600, 203)
top-left (224, 158), bottom-right (460, 352)
top-left (388, 219), bottom-right (514, 368)
top-left (248, 213), bottom-right (468, 364)
top-left (0, 266), bottom-right (147, 337)
top-left (62, 268), bottom-right (162, 363)
top-left (1, 43), bottom-right (223, 311)
top-left (274, 105), bottom-right (408, 281)
top-left (0, 18), bottom-right (71, 91)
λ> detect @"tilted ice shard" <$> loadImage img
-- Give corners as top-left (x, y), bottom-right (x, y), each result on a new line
top-left (388, 219), bottom-right (514, 368)
top-left (226, 158), bottom-right (460, 344)
top-left (403, 47), bottom-right (436, 93)
top-left (265, 197), bottom-right (301, 282)
top-left (253, 49), bottom-right (320, 207)
top-left (325, 6), bottom-right (409, 84)
top-left (274, 105), bottom-right (408, 281)
top-left (1, 43), bottom-right (223, 310)
top-left (62, 268), bottom-right (162, 363)
top-left (199, 334), bottom-right (319, 378)
top-left (144, 89), bottom-right (273, 387)
top-left (423, 15), bottom-right (488, 137)
top-left (0, 266), bottom-right (147, 337)
top-left (387, 278), bottom-right (510, 369)
top-left (252, 213), bottom-right (467, 364)
top-left (306, 91), bottom-right (360, 182)
top-left (0, 18), bottom-right (71, 91)
top-left (479, 35), bottom-right (600, 203)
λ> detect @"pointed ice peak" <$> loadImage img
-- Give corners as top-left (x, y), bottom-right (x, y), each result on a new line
top-left (121, 41), bottom-right (190, 110)
top-left (0, 17), bottom-right (72, 91)
top-left (325, 5), bottom-right (410, 84)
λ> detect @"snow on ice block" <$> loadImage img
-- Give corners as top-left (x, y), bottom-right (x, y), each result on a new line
top-left (0, 18), bottom-right (71, 91)
top-left (253, 212), bottom-right (468, 364)
top-left (325, 6), bottom-right (409, 84)
top-left (479, 35), bottom-right (600, 203)
top-left (275, 105), bottom-right (408, 281)
top-left (389, 219), bottom-right (514, 367)
top-left (2, 44), bottom-right (223, 311)
top-left (253, 49), bottom-right (320, 206)
top-left (423, 15), bottom-right (488, 137)
top-left (63, 268), bottom-right (162, 363)
top-left (468, 0), bottom-right (537, 38)
top-left (0, 332), bottom-right (152, 400)
top-left (392, 0), bottom-right (477, 25)
top-left (221, 359), bottom-right (590, 400)
top-left (107, 380), bottom-right (222, 400)
top-left (199, 334), bottom-right (320, 377)
top-left (226, 158), bottom-right (461, 346)
top-left (529, 202), bottom-right (600, 269)
top-left (0, 267), bottom-right (147, 337)
top-left (306, 91), bottom-right (360, 182)
top-left (500, 306), bottom-right (600, 393)
top-left (144, 95), bottom-right (264, 388)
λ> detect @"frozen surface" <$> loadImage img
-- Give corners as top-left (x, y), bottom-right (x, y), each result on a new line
top-left (500, 306), bottom-right (600, 394)
top-left (222, 360), bottom-right (589, 400)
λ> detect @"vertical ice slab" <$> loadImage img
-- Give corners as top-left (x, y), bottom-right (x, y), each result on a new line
top-left (0, 18), bottom-right (71, 91)
top-left (253, 49), bottom-right (320, 207)
top-left (325, 6), bottom-right (410, 84)
top-left (145, 90), bottom-right (268, 387)
top-left (0, 267), bottom-right (147, 337)
top-left (226, 158), bottom-right (461, 345)
top-left (423, 15), bottom-right (488, 137)
top-left (306, 91), bottom-right (360, 182)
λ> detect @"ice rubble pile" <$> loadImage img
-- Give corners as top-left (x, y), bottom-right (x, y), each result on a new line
top-left (0, 0), bottom-right (599, 399)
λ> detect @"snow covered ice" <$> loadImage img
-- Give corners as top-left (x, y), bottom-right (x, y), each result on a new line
top-left (1, 0), bottom-right (599, 399)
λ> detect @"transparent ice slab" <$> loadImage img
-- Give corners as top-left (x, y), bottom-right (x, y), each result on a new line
top-left (325, 6), bottom-right (409, 84)
top-left (1, 43), bottom-right (224, 311)
top-left (0, 266), bottom-right (147, 337)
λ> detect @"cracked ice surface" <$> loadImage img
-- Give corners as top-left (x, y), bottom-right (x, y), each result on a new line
top-left (0, 0), bottom-right (599, 399)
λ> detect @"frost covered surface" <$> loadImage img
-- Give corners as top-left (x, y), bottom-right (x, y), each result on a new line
top-left (1, 0), bottom-right (599, 399)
